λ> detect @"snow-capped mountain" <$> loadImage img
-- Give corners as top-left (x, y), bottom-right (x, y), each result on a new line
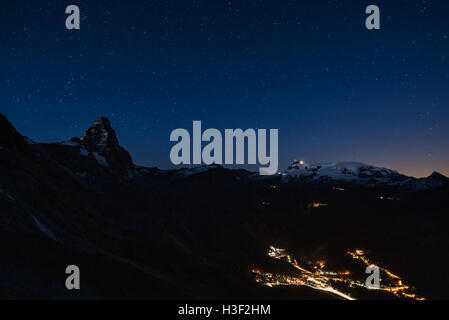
top-left (286, 161), bottom-right (402, 180)
top-left (284, 160), bottom-right (448, 191)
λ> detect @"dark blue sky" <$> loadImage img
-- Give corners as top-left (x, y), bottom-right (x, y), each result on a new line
top-left (1, 0), bottom-right (448, 177)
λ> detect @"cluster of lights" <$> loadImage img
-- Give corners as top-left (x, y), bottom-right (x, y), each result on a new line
top-left (253, 246), bottom-right (426, 300)
top-left (346, 249), bottom-right (425, 300)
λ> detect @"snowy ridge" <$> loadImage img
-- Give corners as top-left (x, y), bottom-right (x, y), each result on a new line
top-left (283, 160), bottom-right (447, 191)
top-left (285, 161), bottom-right (399, 181)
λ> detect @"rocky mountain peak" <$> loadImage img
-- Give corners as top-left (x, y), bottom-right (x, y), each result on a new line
top-left (76, 117), bottom-right (135, 176)
top-left (80, 117), bottom-right (119, 152)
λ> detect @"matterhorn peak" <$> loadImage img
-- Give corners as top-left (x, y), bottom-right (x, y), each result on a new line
top-left (77, 117), bottom-right (135, 176)
top-left (80, 117), bottom-right (120, 152)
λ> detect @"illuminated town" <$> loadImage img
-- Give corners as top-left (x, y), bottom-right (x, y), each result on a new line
top-left (252, 246), bottom-right (425, 300)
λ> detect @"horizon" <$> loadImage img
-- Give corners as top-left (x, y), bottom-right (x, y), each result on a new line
top-left (2, 112), bottom-right (444, 179)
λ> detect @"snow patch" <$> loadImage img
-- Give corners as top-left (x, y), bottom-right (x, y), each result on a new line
top-left (93, 152), bottom-right (109, 167)
top-left (80, 148), bottom-right (89, 156)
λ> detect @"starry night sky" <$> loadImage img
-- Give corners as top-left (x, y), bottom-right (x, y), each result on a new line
top-left (1, 0), bottom-right (448, 177)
